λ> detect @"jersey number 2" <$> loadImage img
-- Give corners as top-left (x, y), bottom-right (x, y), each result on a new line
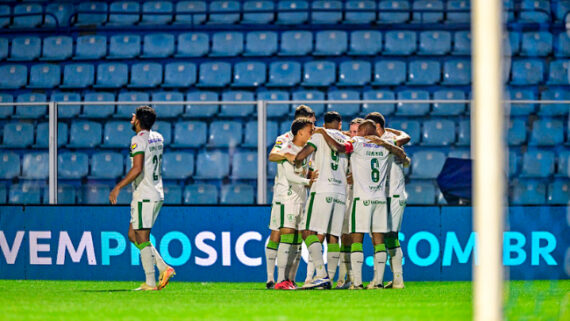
top-left (152, 155), bottom-right (162, 181)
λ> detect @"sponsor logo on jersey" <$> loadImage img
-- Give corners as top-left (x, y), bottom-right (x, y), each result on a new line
top-left (326, 197), bottom-right (333, 203)
top-left (130, 143), bottom-right (137, 151)
top-left (363, 200), bottom-right (370, 206)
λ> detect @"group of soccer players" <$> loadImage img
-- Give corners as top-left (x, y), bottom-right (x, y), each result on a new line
top-left (265, 105), bottom-right (411, 290)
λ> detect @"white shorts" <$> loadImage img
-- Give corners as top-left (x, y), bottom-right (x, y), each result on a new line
top-left (301, 192), bottom-right (346, 237)
top-left (387, 195), bottom-right (406, 232)
top-left (348, 197), bottom-right (388, 234)
top-left (269, 200), bottom-right (304, 230)
top-left (130, 199), bottom-right (163, 230)
top-left (342, 196), bottom-right (352, 235)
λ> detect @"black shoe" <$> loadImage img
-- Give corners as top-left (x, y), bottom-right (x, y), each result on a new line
top-left (266, 281), bottom-right (275, 289)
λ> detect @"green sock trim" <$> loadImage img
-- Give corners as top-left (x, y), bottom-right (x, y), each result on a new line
top-left (327, 243), bottom-right (340, 252)
top-left (280, 234), bottom-right (295, 244)
top-left (386, 237), bottom-right (400, 249)
top-left (267, 240), bottom-right (279, 250)
top-left (293, 233), bottom-right (303, 245)
top-left (374, 243), bottom-right (387, 253)
top-left (351, 242), bottom-right (363, 252)
top-left (340, 245), bottom-right (351, 252)
top-left (136, 241), bottom-right (151, 250)
top-left (304, 234), bottom-right (320, 247)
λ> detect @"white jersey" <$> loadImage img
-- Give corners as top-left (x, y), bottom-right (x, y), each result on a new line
top-left (130, 130), bottom-right (164, 201)
top-left (272, 142), bottom-right (310, 203)
top-left (346, 136), bottom-right (390, 200)
top-left (270, 131), bottom-right (293, 153)
top-left (381, 131), bottom-right (407, 198)
top-left (307, 129), bottom-right (349, 195)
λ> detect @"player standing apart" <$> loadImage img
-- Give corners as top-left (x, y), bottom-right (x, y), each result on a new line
top-left (109, 106), bottom-right (175, 291)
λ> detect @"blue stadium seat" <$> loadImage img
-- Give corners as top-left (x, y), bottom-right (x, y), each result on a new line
top-left (418, 31), bottom-right (451, 55)
top-left (503, 0), bottom-right (515, 22)
top-left (507, 88), bottom-right (536, 115)
top-left (163, 184), bottom-right (182, 204)
top-left (511, 179), bottom-right (546, 205)
top-left (396, 90), bottom-right (430, 116)
top-left (198, 62), bottom-right (231, 87)
top-left (184, 184), bottom-right (218, 204)
top-left (221, 184), bottom-right (254, 204)
top-left (292, 90), bottom-right (325, 115)
top-left (452, 31), bottom-right (471, 55)
top-left (411, 150), bottom-right (446, 178)
top-left (547, 60), bottom-right (569, 84)
top-left (208, 121), bottom-right (243, 147)
top-left (163, 62), bottom-right (196, 88)
top-left (302, 61), bottom-right (336, 87)
top-left (103, 120), bottom-right (135, 148)
top-left (555, 32), bottom-right (570, 57)
top-left (162, 152), bottom-right (194, 179)
top-left (152, 91), bottom-right (184, 118)
top-left (529, 119), bottom-right (564, 146)
top-left (176, 32), bottom-right (209, 57)
top-left (422, 119), bottom-right (456, 146)
top-left (362, 90), bottom-right (395, 116)
top-left (558, 150), bottom-right (570, 177)
top-left (141, 1), bottom-right (173, 24)
top-left (13, 3), bottom-right (42, 28)
top-left (45, 3), bottom-right (73, 27)
top-left (373, 60), bottom-right (406, 85)
top-left (243, 1), bottom-right (275, 24)
top-left (220, 91), bottom-right (255, 116)
top-left (554, 1), bottom-right (570, 21)
top-left (51, 92), bottom-right (81, 118)
top-left (507, 118), bottom-right (527, 146)
top-left (521, 149), bottom-right (555, 177)
top-left (406, 180), bottom-right (436, 205)
top-left (314, 31), bottom-right (347, 56)
top-left (90, 152), bottom-right (123, 179)
top-left (82, 92), bottom-right (115, 118)
top-left (108, 35), bottom-right (141, 59)
top-left (195, 150), bottom-right (230, 178)
top-left (175, 1), bottom-right (206, 24)
top-left (384, 31), bottom-right (416, 55)
top-left (508, 149), bottom-right (519, 177)
top-left (58, 152), bottom-right (89, 179)
top-left (60, 64), bottom-right (94, 88)
top-left (267, 61), bottom-right (301, 87)
top-left (9, 37), bottom-right (41, 61)
top-left (35, 122), bottom-right (68, 147)
top-left (2, 122), bottom-right (33, 147)
top-left (349, 31), bottom-right (382, 55)
top-left (9, 184), bottom-right (41, 204)
top-left (507, 32), bottom-right (523, 56)
top-left (0, 38), bottom-right (7, 61)
top-left (0, 152), bottom-right (20, 179)
top-left (327, 90), bottom-right (360, 116)
top-left (22, 152), bottom-right (49, 179)
top-left (378, 0), bottom-right (410, 24)
top-left (79, 185), bottom-right (110, 205)
top-left (76, 2), bottom-right (108, 25)
top-left (388, 120), bottom-right (420, 145)
top-left (0, 184), bottom-right (5, 203)
top-left (547, 179), bottom-right (570, 205)
top-left (152, 121), bottom-right (172, 144)
top-left (408, 60), bottom-right (440, 85)
top-left (0, 6), bottom-right (8, 28)
top-left (345, 1), bottom-right (376, 24)
top-left (456, 119), bottom-right (470, 146)
top-left (211, 32), bottom-right (244, 57)
top-left (279, 119), bottom-right (294, 135)
top-left (245, 31), bottom-right (278, 56)
top-left (538, 89), bottom-right (569, 116)
top-left (209, 1), bottom-right (240, 24)
top-left (338, 61), bottom-right (371, 86)
top-left (432, 90), bottom-right (466, 115)
top-left (42, 185), bottom-right (76, 204)
top-left (446, 0), bottom-right (470, 23)
top-left (27, 64), bottom-right (60, 89)
top-left (185, 91), bottom-right (219, 117)
top-left (95, 63), bottom-right (128, 88)
top-left (41, 36), bottom-right (73, 61)
top-left (519, 0), bottom-right (550, 23)
top-left (173, 121), bottom-right (207, 147)
top-left (142, 33), bottom-right (175, 58)
top-left (69, 120), bottom-right (102, 148)
top-left (521, 32), bottom-right (553, 56)
top-left (243, 120), bottom-right (278, 147)
top-left (116, 91), bottom-right (149, 118)
top-left (109, 1), bottom-right (140, 25)
top-left (511, 59), bottom-right (544, 85)
top-left (129, 63), bottom-right (163, 88)
top-left (279, 31), bottom-right (313, 56)
top-left (442, 60), bottom-right (471, 85)
top-left (0, 93), bottom-right (13, 118)
top-left (257, 90), bottom-right (290, 117)
top-left (448, 148), bottom-right (470, 159)
top-left (15, 93), bottom-right (47, 119)
top-left (311, 1), bottom-right (342, 23)
top-left (277, 0), bottom-right (308, 24)
top-left (74, 35), bottom-right (107, 60)
top-left (232, 151), bottom-right (257, 179)
top-left (412, 0), bottom-right (443, 23)
top-left (233, 62), bottom-right (266, 87)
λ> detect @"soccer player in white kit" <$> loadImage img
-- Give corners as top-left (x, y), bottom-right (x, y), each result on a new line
top-left (314, 120), bottom-right (408, 289)
top-left (294, 111), bottom-right (349, 289)
top-left (109, 106), bottom-right (175, 291)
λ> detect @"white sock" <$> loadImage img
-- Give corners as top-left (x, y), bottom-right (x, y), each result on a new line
top-left (337, 251), bottom-right (349, 283)
top-left (326, 247), bottom-right (341, 282)
top-left (374, 251), bottom-right (387, 286)
top-left (307, 241), bottom-right (327, 279)
top-left (150, 244), bottom-right (167, 273)
top-left (276, 242), bottom-right (291, 283)
top-left (287, 244), bottom-right (302, 281)
top-left (140, 246), bottom-right (156, 287)
top-left (305, 256), bottom-right (315, 281)
top-left (350, 251), bottom-right (364, 286)
top-left (389, 247), bottom-right (404, 283)
top-left (265, 246), bottom-right (278, 282)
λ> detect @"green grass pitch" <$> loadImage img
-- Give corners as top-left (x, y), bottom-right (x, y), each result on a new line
top-left (0, 280), bottom-right (567, 320)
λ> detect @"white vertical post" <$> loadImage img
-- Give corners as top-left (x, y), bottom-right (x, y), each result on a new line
top-left (48, 102), bottom-right (58, 204)
top-left (472, 1), bottom-right (504, 321)
top-left (256, 100), bottom-right (267, 204)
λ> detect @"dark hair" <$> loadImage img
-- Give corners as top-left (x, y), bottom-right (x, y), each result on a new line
top-left (135, 105), bottom-right (157, 130)
top-left (365, 112), bottom-right (385, 129)
top-left (324, 111), bottom-right (342, 124)
top-left (358, 120), bottom-right (377, 135)
top-left (350, 117), bottom-right (365, 126)
top-left (294, 105), bottom-right (315, 119)
top-left (291, 118), bottom-right (313, 136)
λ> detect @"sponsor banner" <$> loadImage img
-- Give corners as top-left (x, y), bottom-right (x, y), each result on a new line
top-left (0, 206), bottom-right (568, 281)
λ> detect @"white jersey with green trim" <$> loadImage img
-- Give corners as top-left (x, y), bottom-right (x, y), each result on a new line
top-left (346, 136), bottom-right (390, 200)
top-left (270, 131), bottom-right (293, 152)
top-left (130, 130), bottom-right (164, 201)
top-left (307, 129), bottom-right (349, 195)
top-left (272, 142), bottom-right (310, 204)
top-left (381, 131), bottom-right (407, 198)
